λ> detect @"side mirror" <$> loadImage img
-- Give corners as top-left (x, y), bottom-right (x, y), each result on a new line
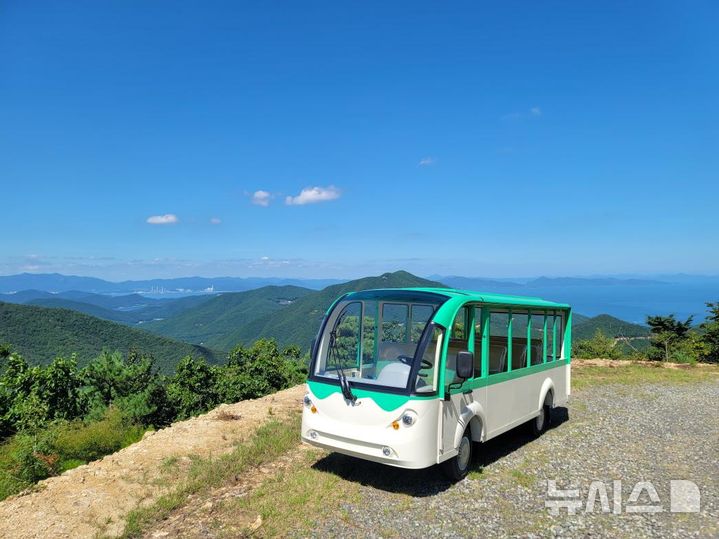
top-left (456, 351), bottom-right (473, 379)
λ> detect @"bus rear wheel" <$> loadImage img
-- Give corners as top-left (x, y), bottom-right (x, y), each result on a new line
top-left (530, 404), bottom-right (551, 436)
top-left (441, 429), bottom-right (472, 481)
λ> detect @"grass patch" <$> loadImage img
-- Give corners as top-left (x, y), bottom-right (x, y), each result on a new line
top-left (0, 407), bottom-right (145, 501)
top-left (510, 469), bottom-right (533, 488)
top-left (214, 448), bottom-right (360, 537)
top-left (118, 412), bottom-right (302, 538)
top-left (572, 363), bottom-right (719, 391)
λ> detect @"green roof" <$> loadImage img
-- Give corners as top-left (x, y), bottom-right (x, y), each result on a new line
top-left (404, 287), bottom-right (571, 309)
top-left (340, 286), bottom-right (571, 329)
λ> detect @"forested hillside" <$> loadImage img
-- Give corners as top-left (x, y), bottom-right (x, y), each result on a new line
top-left (573, 314), bottom-right (650, 340)
top-left (223, 271), bottom-right (446, 349)
top-left (0, 302), bottom-right (219, 371)
top-left (142, 285), bottom-right (314, 346)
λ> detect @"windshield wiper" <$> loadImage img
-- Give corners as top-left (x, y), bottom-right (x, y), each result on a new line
top-left (327, 325), bottom-right (357, 404)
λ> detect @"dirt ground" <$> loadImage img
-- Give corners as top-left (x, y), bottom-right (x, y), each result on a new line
top-left (0, 385), bottom-right (306, 539)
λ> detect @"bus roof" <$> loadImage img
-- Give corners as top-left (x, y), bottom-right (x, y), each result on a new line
top-left (342, 287), bottom-right (571, 310)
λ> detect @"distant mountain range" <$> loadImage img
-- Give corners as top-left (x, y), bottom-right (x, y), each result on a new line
top-left (0, 271), bottom-right (443, 366)
top-left (2, 270), bottom-right (717, 370)
top-left (0, 289), bottom-right (215, 325)
top-left (2, 272), bottom-right (716, 323)
top-left (0, 273), bottom-right (341, 295)
top-left (209, 271), bottom-right (445, 350)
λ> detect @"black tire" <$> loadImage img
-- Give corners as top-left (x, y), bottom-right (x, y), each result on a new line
top-left (441, 428), bottom-right (472, 481)
top-left (530, 403), bottom-right (551, 436)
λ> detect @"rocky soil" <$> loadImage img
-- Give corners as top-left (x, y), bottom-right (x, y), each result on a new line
top-left (0, 385), bottom-right (305, 539)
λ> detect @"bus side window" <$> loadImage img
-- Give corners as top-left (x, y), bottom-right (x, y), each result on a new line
top-left (546, 312), bottom-right (555, 361)
top-left (512, 312), bottom-right (528, 370)
top-left (488, 312), bottom-right (509, 375)
top-left (446, 307), bottom-right (469, 384)
top-left (473, 307), bottom-right (483, 377)
top-left (555, 314), bottom-right (564, 359)
top-left (530, 312), bottom-right (544, 365)
top-left (415, 326), bottom-right (443, 393)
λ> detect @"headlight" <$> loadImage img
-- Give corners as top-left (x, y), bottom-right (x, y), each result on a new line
top-left (303, 394), bottom-right (312, 407)
top-left (401, 410), bottom-right (417, 426)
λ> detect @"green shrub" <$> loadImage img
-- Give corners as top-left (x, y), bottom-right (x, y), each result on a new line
top-left (167, 356), bottom-right (219, 420)
top-left (574, 329), bottom-right (623, 359)
top-left (220, 340), bottom-right (307, 402)
top-left (0, 407), bottom-right (146, 501)
top-left (52, 407), bottom-right (144, 462)
top-left (699, 301), bottom-right (719, 363)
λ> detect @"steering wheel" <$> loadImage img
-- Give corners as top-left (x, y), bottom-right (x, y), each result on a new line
top-left (416, 358), bottom-right (433, 378)
top-left (398, 356), bottom-right (434, 371)
top-left (397, 355), bottom-right (414, 365)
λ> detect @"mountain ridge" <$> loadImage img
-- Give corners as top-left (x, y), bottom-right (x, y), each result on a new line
top-left (0, 301), bottom-right (220, 371)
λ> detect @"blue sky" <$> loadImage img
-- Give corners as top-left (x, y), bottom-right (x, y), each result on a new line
top-left (1, 1), bottom-right (717, 279)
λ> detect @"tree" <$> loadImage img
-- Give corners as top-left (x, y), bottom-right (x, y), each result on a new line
top-left (167, 356), bottom-right (218, 420)
top-left (699, 301), bottom-right (719, 363)
top-left (220, 339), bottom-right (306, 402)
top-left (81, 351), bottom-right (173, 427)
top-left (574, 329), bottom-right (622, 359)
top-left (646, 314), bottom-right (694, 361)
top-left (1, 354), bottom-right (86, 432)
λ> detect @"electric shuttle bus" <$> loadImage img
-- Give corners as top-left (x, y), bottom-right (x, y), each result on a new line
top-left (301, 287), bottom-right (571, 480)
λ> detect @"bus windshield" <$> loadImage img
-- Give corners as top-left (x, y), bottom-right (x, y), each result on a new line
top-left (313, 295), bottom-right (445, 393)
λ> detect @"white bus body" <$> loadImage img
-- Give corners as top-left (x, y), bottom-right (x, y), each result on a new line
top-left (301, 288), bottom-right (571, 479)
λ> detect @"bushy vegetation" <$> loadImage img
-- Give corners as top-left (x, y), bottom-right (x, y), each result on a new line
top-left (573, 301), bottom-right (719, 363)
top-left (573, 329), bottom-right (623, 359)
top-left (0, 339), bottom-right (306, 500)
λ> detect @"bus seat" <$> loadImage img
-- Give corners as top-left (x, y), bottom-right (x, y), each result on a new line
top-left (489, 344), bottom-right (507, 374)
top-left (376, 362), bottom-right (411, 387)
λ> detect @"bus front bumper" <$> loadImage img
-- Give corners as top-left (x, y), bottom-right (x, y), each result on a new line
top-left (301, 408), bottom-right (439, 470)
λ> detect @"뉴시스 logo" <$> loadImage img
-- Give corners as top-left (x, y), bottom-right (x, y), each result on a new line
top-left (545, 479), bottom-right (701, 515)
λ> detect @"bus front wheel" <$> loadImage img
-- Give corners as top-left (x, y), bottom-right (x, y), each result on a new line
top-left (441, 428), bottom-right (472, 481)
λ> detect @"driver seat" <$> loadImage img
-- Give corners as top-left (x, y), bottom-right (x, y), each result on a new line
top-left (376, 362), bottom-right (411, 387)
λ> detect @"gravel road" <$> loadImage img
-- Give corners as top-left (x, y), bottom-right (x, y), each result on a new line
top-left (303, 379), bottom-right (719, 538)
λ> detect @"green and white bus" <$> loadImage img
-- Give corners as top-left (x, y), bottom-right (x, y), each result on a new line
top-left (301, 287), bottom-right (571, 479)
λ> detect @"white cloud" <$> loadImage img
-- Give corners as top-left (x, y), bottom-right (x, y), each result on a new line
top-left (285, 186), bottom-right (341, 206)
top-left (146, 214), bottom-right (179, 225)
top-left (251, 190), bottom-right (272, 207)
top-left (210, 217), bottom-right (221, 225)
top-left (418, 157), bottom-right (436, 167)
top-left (530, 106), bottom-right (542, 117)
